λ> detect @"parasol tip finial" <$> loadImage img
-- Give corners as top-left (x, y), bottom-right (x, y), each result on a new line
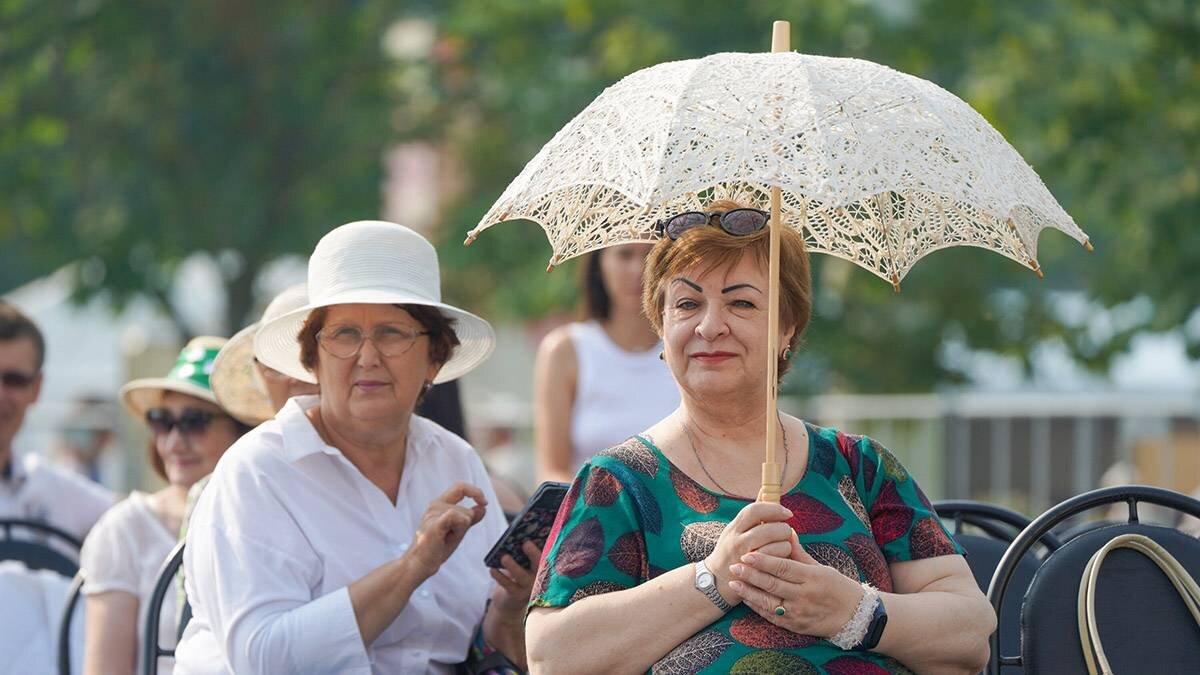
top-left (890, 273), bottom-right (901, 294)
top-left (463, 231), bottom-right (478, 247)
top-left (772, 21), bottom-right (791, 53)
top-left (546, 254), bottom-right (561, 273)
top-left (1029, 259), bottom-right (1044, 279)
top-left (1083, 239), bottom-right (1094, 252)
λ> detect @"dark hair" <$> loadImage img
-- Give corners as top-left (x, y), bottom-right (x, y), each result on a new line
top-left (297, 304), bottom-right (461, 374)
top-left (0, 302), bottom-right (45, 371)
top-left (642, 199), bottom-right (812, 380)
top-left (579, 251), bottom-right (610, 320)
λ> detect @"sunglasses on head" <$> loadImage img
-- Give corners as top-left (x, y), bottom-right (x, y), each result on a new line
top-left (145, 408), bottom-right (220, 436)
top-left (655, 208), bottom-right (770, 240)
top-left (0, 370), bottom-right (37, 389)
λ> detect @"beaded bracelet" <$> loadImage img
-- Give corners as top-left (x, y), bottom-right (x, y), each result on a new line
top-left (830, 582), bottom-right (880, 650)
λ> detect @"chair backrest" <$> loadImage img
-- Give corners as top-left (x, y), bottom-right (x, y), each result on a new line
top-left (934, 500), bottom-right (1056, 673)
top-left (986, 485), bottom-right (1200, 674)
top-left (142, 541), bottom-right (185, 675)
top-left (57, 571), bottom-right (86, 675)
top-left (1022, 522), bottom-right (1200, 673)
top-left (0, 519), bottom-right (83, 577)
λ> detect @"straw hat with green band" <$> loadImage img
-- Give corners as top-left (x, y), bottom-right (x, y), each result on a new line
top-left (210, 283), bottom-right (307, 425)
top-left (119, 337), bottom-right (227, 418)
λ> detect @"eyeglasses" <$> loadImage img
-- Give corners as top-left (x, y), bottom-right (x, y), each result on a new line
top-left (316, 324), bottom-right (429, 359)
top-left (0, 370), bottom-right (38, 389)
top-left (655, 208), bottom-right (770, 240)
top-left (145, 408), bottom-right (220, 437)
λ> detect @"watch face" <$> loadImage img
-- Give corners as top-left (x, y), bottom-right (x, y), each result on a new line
top-left (697, 572), bottom-right (714, 589)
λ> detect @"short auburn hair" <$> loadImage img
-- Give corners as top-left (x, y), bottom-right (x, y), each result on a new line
top-left (642, 199), bottom-right (812, 378)
top-left (297, 304), bottom-right (461, 374)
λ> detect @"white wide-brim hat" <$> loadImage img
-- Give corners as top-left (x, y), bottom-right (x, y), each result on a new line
top-left (210, 283), bottom-right (309, 424)
top-left (254, 220), bottom-right (495, 384)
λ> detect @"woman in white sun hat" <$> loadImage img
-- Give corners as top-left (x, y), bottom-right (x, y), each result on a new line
top-left (174, 221), bottom-right (536, 674)
top-left (81, 337), bottom-right (251, 675)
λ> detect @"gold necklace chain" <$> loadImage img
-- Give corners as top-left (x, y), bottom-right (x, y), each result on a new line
top-left (682, 415), bottom-right (789, 500)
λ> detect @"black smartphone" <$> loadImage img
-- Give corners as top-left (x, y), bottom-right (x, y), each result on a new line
top-left (484, 481), bottom-right (569, 569)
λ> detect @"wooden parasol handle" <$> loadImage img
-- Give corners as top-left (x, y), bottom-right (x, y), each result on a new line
top-left (759, 20), bottom-right (790, 505)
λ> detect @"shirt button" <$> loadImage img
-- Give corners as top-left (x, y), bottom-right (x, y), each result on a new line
top-left (400, 542), bottom-right (409, 551)
top-left (420, 590), bottom-right (430, 598)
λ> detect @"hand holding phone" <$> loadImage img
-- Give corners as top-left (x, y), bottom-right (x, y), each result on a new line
top-left (484, 481), bottom-right (569, 568)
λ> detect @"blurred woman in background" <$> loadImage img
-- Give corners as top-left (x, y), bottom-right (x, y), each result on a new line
top-left (534, 243), bottom-right (680, 483)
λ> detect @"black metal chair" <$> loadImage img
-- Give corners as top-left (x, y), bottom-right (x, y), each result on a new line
top-left (57, 571), bottom-right (86, 675)
top-left (986, 485), bottom-right (1200, 674)
top-left (142, 541), bottom-right (186, 675)
top-left (0, 518), bottom-right (83, 577)
top-left (934, 501), bottom-right (1062, 673)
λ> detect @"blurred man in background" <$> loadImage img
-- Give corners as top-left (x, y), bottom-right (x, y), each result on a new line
top-left (0, 302), bottom-right (115, 541)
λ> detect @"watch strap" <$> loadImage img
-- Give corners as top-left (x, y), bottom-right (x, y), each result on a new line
top-left (694, 560), bottom-right (732, 612)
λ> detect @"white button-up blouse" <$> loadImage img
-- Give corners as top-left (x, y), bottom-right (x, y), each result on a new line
top-left (174, 396), bottom-right (508, 674)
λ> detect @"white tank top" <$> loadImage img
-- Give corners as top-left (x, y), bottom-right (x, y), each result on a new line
top-left (568, 321), bottom-right (680, 471)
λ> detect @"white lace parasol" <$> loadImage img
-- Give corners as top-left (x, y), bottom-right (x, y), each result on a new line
top-left (467, 51), bottom-right (1090, 286)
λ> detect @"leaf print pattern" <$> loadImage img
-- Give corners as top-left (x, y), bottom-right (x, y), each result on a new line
top-left (670, 466), bottom-right (719, 514)
top-left (838, 475), bottom-right (872, 534)
top-left (652, 630), bottom-right (733, 675)
top-left (570, 580), bottom-right (628, 602)
top-left (869, 480), bottom-right (913, 547)
top-left (609, 462), bottom-right (663, 534)
top-left (608, 530), bottom-right (648, 580)
top-left (532, 424), bottom-right (960, 673)
top-left (730, 612), bottom-right (820, 649)
top-left (730, 650), bottom-right (817, 674)
top-left (809, 435), bottom-right (836, 478)
top-left (680, 521), bottom-right (725, 563)
top-left (836, 432), bottom-right (862, 479)
top-left (599, 437), bottom-right (659, 476)
top-left (878, 445), bottom-right (910, 483)
top-left (554, 517), bottom-right (604, 578)
top-left (846, 533), bottom-right (893, 592)
top-left (824, 655), bottom-right (893, 675)
top-left (805, 542), bottom-right (859, 581)
top-left (909, 516), bottom-right (959, 559)
top-left (584, 466), bottom-right (623, 506)
top-left (782, 493), bottom-right (845, 534)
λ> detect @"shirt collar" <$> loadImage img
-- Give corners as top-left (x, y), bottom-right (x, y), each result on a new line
top-left (0, 451), bottom-right (29, 489)
top-left (276, 395), bottom-right (430, 464)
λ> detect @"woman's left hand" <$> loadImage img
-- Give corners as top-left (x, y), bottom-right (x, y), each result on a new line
top-left (727, 534), bottom-right (864, 639)
top-left (488, 540), bottom-right (544, 623)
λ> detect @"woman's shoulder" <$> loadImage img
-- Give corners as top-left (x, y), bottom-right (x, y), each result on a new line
top-left (535, 323), bottom-right (580, 364)
top-left (590, 435), bottom-right (664, 478)
top-left (411, 415), bottom-right (485, 465)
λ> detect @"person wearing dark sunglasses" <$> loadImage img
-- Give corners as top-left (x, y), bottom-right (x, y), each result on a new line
top-left (0, 302), bottom-right (116, 540)
top-left (79, 337), bottom-right (250, 675)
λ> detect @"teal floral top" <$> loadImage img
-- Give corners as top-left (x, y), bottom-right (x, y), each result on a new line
top-left (530, 422), bottom-right (964, 674)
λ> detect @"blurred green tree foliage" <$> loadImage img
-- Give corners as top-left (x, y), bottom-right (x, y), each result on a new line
top-left (2, 0), bottom-right (1196, 392)
top-left (403, 0), bottom-right (1199, 392)
top-left (1, 0), bottom-right (398, 334)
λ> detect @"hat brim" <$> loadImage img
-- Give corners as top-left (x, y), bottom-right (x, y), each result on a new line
top-left (253, 289), bottom-right (495, 385)
top-left (209, 323), bottom-right (275, 425)
top-left (119, 378), bottom-right (220, 419)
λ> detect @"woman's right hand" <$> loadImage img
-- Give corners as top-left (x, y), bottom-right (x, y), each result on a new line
top-left (704, 501), bottom-right (795, 605)
top-left (407, 482), bottom-right (488, 579)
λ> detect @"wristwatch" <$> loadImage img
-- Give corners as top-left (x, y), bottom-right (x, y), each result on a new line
top-left (694, 560), bottom-right (732, 612)
top-left (854, 596), bottom-right (889, 651)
